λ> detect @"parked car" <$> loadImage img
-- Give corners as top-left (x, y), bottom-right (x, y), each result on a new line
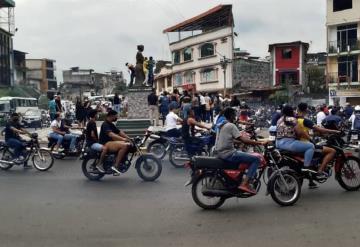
top-left (22, 109), bottom-right (42, 128)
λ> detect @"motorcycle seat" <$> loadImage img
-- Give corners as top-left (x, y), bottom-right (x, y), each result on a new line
top-left (192, 156), bottom-right (240, 170)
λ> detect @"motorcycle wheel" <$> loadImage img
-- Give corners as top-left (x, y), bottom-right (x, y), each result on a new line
top-left (136, 154), bottom-right (162, 182)
top-left (337, 156), bottom-right (360, 191)
top-left (191, 173), bottom-right (226, 210)
top-left (269, 170), bottom-right (301, 207)
top-left (32, 149), bottom-right (54, 171)
top-left (0, 149), bottom-right (13, 171)
top-left (82, 158), bottom-right (105, 181)
top-left (169, 146), bottom-right (188, 168)
top-left (53, 152), bottom-right (65, 160)
top-left (147, 140), bottom-right (167, 159)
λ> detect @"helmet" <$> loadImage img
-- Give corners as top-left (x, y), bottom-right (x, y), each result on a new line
top-left (355, 105), bottom-right (360, 111)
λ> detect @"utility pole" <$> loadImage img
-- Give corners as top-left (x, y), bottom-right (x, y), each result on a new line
top-left (220, 55), bottom-right (232, 96)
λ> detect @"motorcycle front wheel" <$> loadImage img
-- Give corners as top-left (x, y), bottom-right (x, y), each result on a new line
top-left (82, 158), bottom-right (105, 181)
top-left (136, 154), bottom-right (162, 181)
top-left (337, 156), bottom-right (360, 191)
top-left (32, 149), bottom-right (54, 171)
top-left (268, 170), bottom-right (301, 207)
top-left (191, 173), bottom-right (226, 210)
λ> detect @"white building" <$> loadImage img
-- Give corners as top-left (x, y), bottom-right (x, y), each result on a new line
top-left (160, 5), bottom-right (234, 95)
top-left (326, 0), bottom-right (360, 105)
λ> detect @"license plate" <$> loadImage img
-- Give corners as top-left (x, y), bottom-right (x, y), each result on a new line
top-left (269, 135), bottom-right (276, 141)
top-left (352, 135), bottom-right (358, 140)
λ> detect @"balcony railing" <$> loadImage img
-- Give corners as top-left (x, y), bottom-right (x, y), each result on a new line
top-left (326, 71), bottom-right (360, 86)
top-left (328, 39), bottom-right (360, 53)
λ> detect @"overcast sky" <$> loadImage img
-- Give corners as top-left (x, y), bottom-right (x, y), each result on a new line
top-left (13, 0), bottom-right (326, 82)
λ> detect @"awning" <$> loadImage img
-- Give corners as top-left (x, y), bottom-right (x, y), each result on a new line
top-left (0, 0), bottom-right (15, 7)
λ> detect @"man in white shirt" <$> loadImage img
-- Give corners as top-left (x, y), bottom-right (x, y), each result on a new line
top-left (199, 93), bottom-right (206, 122)
top-left (165, 105), bottom-right (183, 137)
top-left (316, 106), bottom-right (327, 126)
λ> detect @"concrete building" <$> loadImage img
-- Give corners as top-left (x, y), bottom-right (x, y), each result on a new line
top-left (326, 0), bottom-right (360, 106)
top-left (0, 0), bottom-right (15, 87)
top-left (61, 67), bottom-right (120, 100)
top-left (162, 5), bottom-right (234, 94)
top-left (13, 50), bottom-right (26, 85)
top-left (26, 59), bottom-right (57, 93)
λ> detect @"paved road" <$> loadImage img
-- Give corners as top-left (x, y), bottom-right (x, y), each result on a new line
top-left (0, 157), bottom-right (359, 247)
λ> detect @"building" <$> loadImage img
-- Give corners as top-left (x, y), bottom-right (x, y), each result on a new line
top-left (326, 0), bottom-right (360, 106)
top-left (61, 67), bottom-right (119, 100)
top-left (155, 64), bottom-right (173, 94)
top-left (269, 41), bottom-right (309, 86)
top-left (13, 50), bottom-right (26, 85)
top-left (26, 58), bottom-right (57, 93)
top-left (161, 4), bottom-right (234, 94)
top-left (0, 0), bottom-right (15, 87)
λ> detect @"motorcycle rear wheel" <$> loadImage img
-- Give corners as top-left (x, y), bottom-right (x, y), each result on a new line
top-left (0, 149), bottom-right (13, 170)
top-left (169, 146), bottom-right (188, 168)
top-left (82, 158), bottom-right (105, 181)
top-left (337, 156), bottom-right (360, 191)
top-left (269, 170), bottom-right (301, 207)
top-left (191, 174), bottom-right (226, 210)
top-left (147, 140), bottom-right (167, 159)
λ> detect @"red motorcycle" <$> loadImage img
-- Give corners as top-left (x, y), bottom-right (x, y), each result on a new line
top-left (185, 145), bottom-right (301, 209)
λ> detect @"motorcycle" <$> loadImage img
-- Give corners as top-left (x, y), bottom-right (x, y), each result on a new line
top-left (276, 133), bottom-right (360, 191)
top-left (81, 137), bottom-right (162, 182)
top-left (237, 124), bottom-right (265, 153)
top-left (0, 133), bottom-right (54, 171)
top-left (169, 131), bottom-right (215, 168)
top-left (185, 145), bottom-right (301, 209)
top-left (48, 128), bottom-right (86, 159)
top-left (145, 127), bottom-right (170, 159)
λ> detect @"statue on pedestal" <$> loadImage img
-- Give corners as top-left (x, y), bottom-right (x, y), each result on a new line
top-left (134, 45), bottom-right (145, 87)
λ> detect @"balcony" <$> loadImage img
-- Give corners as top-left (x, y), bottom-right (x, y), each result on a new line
top-left (328, 39), bottom-right (360, 55)
top-left (327, 71), bottom-right (360, 86)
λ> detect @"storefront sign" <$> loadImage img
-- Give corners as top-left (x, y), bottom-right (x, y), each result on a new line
top-left (329, 88), bottom-right (360, 97)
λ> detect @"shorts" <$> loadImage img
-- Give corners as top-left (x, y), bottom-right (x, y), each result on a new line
top-left (91, 143), bottom-right (103, 152)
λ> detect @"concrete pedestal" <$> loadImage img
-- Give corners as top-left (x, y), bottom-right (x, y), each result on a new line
top-left (126, 86), bottom-right (153, 119)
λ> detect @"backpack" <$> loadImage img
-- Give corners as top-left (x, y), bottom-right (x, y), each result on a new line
top-left (354, 114), bottom-right (360, 130)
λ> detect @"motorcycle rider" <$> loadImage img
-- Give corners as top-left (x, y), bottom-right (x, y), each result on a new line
top-left (96, 110), bottom-right (131, 175)
top-left (4, 113), bottom-right (31, 165)
top-left (49, 113), bottom-right (79, 153)
top-left (214, 107), bottom-right (267, 195)
top-left (165, 105), bottom-right (183, 138)
top-left (297, 103), bottom-right (339, 180)
top-left (85, 109), bottom-right (103, 152)
top-left (276, 105), bottom-right (315, 171)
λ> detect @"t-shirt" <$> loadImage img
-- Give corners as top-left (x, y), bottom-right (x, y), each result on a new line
top-left (165, 112), bottom-right (179, 131)
top-left (99, 120), bottom-right (120, 145)
top-left (86, 121), bottom-right (98, 146)
top-left (271, 112), bottom-right (282, 126)
top-left (49, 100), bottom-right (57, 114)
top-left (316, 111), bottom-right (326, 126)
top-left (113, 96), bottom-right (120, 105)
top-left (4, 121), bottom-right (21, 141)
top-left (215, 122), bottom-right (241, 159)
top-left (199, 95), bottom-right (206, 105)
top-left (50, 119), bottom-right (61, 129)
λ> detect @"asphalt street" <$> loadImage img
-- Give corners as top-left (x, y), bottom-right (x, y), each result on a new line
top-left (0, 156), bottom-right (359, 247)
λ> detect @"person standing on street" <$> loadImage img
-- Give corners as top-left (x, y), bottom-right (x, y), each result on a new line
top-left (113, 93), bottom-right (121, 113)
top-left (48, 96), bottom-right (57, 121)
top-left (148, 89), bottom-right (159, 126)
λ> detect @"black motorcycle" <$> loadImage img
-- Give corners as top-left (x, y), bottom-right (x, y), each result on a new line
top-left (81, 137), bottom-right (162, 181)
top-left (48, 128), bottom-right (86, 159)
top-left (0, 133), bottom-right (54, 171)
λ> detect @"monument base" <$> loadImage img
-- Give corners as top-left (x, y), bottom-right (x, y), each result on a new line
top-left (126, 86), bottom-right (153, 119)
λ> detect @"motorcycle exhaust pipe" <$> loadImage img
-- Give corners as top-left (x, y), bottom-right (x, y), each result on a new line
top-left (202, 189), bottom-right (232, 197)
top-left (0, 160), bottom-right (14, 165)
top-left (150, 134), bottom-right (161, 139)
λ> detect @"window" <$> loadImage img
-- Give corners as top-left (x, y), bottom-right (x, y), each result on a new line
top-left (282, 48), bottom-right (292, 59)
top-left (173, 51), bottom-right (180, 64)
top-left (174, 73), bottom-right (182, 86)
top-left (333, 0), bottom-right (352, 12)
top-left (337, 24), bottom-right (357, 52)
top-left (338, 55), bottom-right (358, 82)
top-left (183, 71), bottom-right (194, 84)
top-left (200, 43), bottom-right (214, 58)
top-left (200, 68), bottom-right (217, 83)
top-left (280, 72), bottom-right (298, 85)
top-left (183, 48), bottom-right (192, 62)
